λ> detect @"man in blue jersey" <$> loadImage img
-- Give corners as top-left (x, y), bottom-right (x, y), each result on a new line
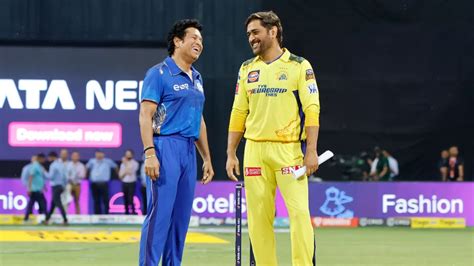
top-left (139, 19), bottom-right (214, 266)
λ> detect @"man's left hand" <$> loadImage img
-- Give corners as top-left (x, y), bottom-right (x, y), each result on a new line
top-left (304, 150), bottom-right (319, 176)
top-left (201, 160), bottom-right (214, 185)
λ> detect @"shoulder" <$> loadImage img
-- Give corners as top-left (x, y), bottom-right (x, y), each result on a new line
top-left (288, 53), bottom-right (306, 64)
top-left (241, 57), bottom-right (258, 69)
top-left (145, 63), bottom-right (168, 79)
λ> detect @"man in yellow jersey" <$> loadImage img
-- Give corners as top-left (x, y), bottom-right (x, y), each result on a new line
top-left (226, 11), bottom-right (320, 266)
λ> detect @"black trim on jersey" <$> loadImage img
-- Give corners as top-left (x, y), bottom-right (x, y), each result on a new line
top-left (292, 90), bottom-right (305, 141)
top-left (313, 236), bottom-right (317, 265)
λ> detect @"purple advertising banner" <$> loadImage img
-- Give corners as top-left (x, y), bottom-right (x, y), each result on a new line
top-left (0, 178), bottom-right (89, 215)
top-left (308, 182), bottom-right (474, 226)
top-left (0, 178), bottom-right (143, 216)
top-left (0, 46), bottom-right (168, 161)
top-left (2, 178), bottom-right (473, 226)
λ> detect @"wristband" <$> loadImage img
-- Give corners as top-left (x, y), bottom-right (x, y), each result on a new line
top-left (143, 146), bottom-right (155, 153)
top-left (145, 154), bottom-right (156, 160)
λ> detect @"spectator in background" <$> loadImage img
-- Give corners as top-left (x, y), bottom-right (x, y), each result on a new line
top-left (370, 147), bottom-right (390, 181)
top-left (44, 151), bottom-right (68, 225)
top-left (24, 153), bottom-right (47, 222)
top-left (66, 151), bottom-right (86, 214)
top-left (441, 146), bottom-right (464, 181)
top-left (86, 150), bottom-right (118, 214)
top-left (139, 161), bottom-right (147, 215)
top-left (21, 155), bottom-right (38, 217)
top-left (21, 155), bottom-right (37, 186)
top-left (119, 149), bottom-right (139, 215)
top-left (58, 149), bottom-right (71, 212)
top-left (438, 150), bottom-right (449, 180)
top-left (383, 150), bottom-right (399, 181)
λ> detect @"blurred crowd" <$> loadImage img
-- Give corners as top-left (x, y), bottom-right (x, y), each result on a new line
top-left (21, 149), bottom-right (147, 224)
top-left (363, 147), bottom-right (399, 182)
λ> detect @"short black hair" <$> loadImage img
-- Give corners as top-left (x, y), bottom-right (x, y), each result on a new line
top-left (37, 153), bottom-right (46, 159)
top-left (245, 11), bottom-right (283, 47)
top-left (167, 19), bottom-right (203, 56)
top-left (48, 151), bottom-right (58, 158)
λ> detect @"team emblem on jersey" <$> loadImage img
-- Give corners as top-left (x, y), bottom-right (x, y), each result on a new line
top-left (276, 71), bottom-right (288, 81)
top-left (305, 69), bottom-right (315, 81)
top-left (247, 70), bottom-right (260, 83)
top-left (195, 80), bottom-right (204, 93)
top-left (245, 167), bottom-right (261, 176)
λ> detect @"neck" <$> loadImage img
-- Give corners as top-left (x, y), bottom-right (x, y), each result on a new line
top-left (260, 44), bottom-right (283, 63)
top-left (172, 54), bottom-right (192, 72)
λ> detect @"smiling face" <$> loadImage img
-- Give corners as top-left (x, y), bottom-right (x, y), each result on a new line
top-left (246, 19), bottom-right (275, 56)
top-left (174, 27), bottom-right (203, 62)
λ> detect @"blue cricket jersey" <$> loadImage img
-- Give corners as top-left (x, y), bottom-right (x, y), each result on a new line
top-left (140, 56), bottom-right (205, 140)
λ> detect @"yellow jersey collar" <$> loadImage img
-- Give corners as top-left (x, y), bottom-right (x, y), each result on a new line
top-left (255, 48), bottom-right (291, 64)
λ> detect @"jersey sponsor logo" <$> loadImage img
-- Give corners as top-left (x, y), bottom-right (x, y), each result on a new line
top-left (247, 70), bottom-right (260, 83)
top-left (305, 69), bottom-right (315, 81)
top-left (235, 83), bottom-right (239, 94)
top-left (276, 71), bottom-right (288, 81)
top-left (281, 165), bottom-right (302, 175)
top-left (245, 167), bottom-right (261, 176)
top-left (248, 85), bottom-right (287, 97)
top-left (173, 83), bottom-right (189, 91)
top-left (308, 83), bottom-right (318, 94)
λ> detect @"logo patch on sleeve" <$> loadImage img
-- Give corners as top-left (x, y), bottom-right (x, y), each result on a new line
top-left (245, 167), bottom-right (262, 176)
top-left (308, 83), bottom-right (318, 94)
top-left (235, 83), bottom-right (239, 94)
top-left (305, 69), bottom-right (315, 81)
top-left (247, 70), bottom-right (260, 83)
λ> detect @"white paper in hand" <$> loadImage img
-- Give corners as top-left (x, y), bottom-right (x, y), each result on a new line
top-left (291, 150), bottom-right (334, 179)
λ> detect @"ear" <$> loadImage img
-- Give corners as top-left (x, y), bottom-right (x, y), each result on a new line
top-left (269, 26), bottom-right (278, 39)
top-left (173, 36), bottom-right (183, 48)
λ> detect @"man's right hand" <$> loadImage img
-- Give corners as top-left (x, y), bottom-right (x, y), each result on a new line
top-left (225, 154), bottom-right (240, 182)
top-left (145, 155), bottom-right (160, 181)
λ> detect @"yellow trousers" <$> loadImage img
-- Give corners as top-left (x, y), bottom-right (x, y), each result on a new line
top-left (244, 140), bottom-right (315, 266)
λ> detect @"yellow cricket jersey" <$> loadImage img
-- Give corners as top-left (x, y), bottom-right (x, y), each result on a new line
top-left (229, 48), bottom-right (320, 142)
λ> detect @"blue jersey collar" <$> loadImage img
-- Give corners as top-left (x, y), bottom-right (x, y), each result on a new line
top-left (165, 56), bottom-right (200, 80)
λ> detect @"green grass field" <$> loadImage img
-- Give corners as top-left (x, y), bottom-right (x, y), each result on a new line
top-left (0, 225), bottom-right (473, 266)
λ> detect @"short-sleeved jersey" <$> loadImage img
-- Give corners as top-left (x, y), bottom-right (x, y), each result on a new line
top-left (229, 49), bottom-right (320, 142)
top-left (141, 56), bottom-right (205, 140)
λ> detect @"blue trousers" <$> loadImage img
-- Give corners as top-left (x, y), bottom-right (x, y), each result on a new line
top-left (139, 135), bottom-right (197, 266)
